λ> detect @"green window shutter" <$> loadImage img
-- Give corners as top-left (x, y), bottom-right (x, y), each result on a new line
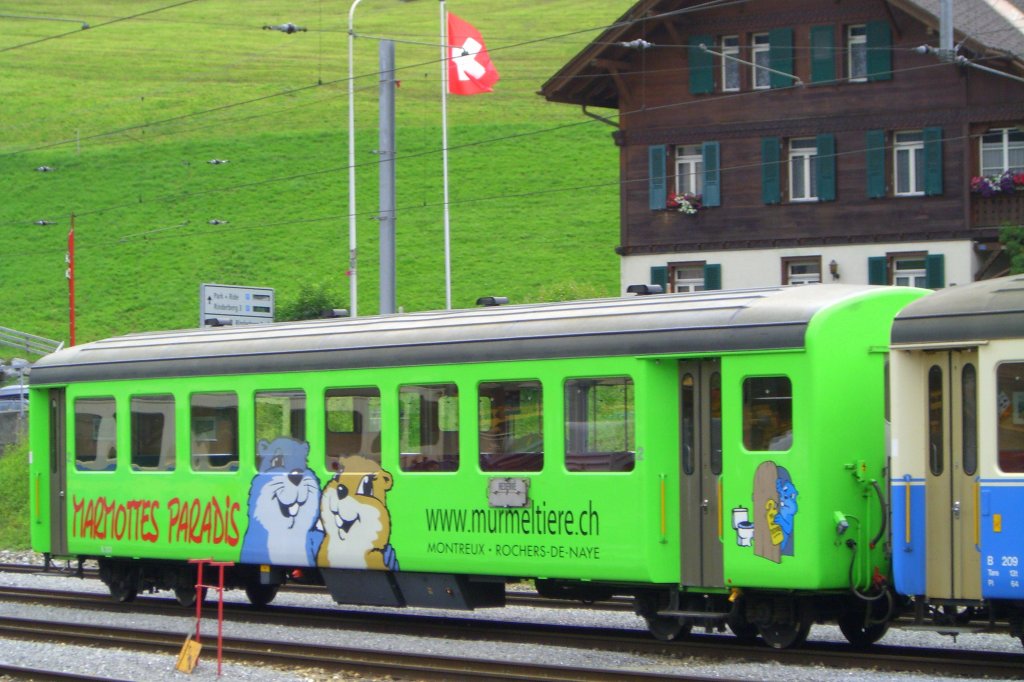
top-left (866, 130), bottom-right (887, 198)
top-left (769, 28), bottom-right (795, 89)
top-left (810, 26), bottom-right (835, 84)
top-left (816, 133), bottom-right (836, 201)
top-left (702, 141), bottom-right (721, 207)
top-left (866, 21), bottom-right (892, 81)
top-left (650, 266), bottom-right (668, 291)
top-left (868, 256), bottom-right (888, 285)
top-left (648, 145), bottom-right (667, 210)
top-left (926, 254), bottom-right (945, 289)
top-left (704, 264), bottom-right (722, 290)
top-left (689, 35), bottom-right (715, 94)
top-left (761, 137), bottom-right (781, 205)
top-left (924, 127), bottom-right (943, 196)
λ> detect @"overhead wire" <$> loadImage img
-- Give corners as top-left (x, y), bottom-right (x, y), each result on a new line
top-left (0, 0), bottom-right (209, 54)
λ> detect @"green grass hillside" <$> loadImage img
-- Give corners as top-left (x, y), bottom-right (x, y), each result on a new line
top-left (0, 0), bottom-right (632, 354)
top-left (0, 441), bottom-right (29, 549)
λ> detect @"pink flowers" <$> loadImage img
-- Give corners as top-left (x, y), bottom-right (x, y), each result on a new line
top-left (971, 170), bottom-right (1024, 197)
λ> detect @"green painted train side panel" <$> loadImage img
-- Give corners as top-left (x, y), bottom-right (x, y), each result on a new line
top-left (37, 357), bottom-right (680, 585)
top-left (720, 287), bottom-right (927, 591)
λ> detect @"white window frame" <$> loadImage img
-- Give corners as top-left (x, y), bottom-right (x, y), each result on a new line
top-left (783, 258), bottom-right (822, 285)
top-left (671, 263), bottom-right (706, 293)
top-left (675, 145), bottom-right (704, 196)
top-left (721, 35), bottom-right (740, 92)
top-left (848, 25), bottom-right (867, 82)
top-left (894, 130), bottom-right (925, 196)
top-left (752, 33), bottom-right (770, 90)
top-left (789, 138), bottom-right (818, 202)
top-left (981, 127), bottom-right (1024, 176)
top-left (893, 256), bottom-right (927, 287)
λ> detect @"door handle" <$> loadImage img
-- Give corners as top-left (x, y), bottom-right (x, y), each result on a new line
top-left (952, 500), bottom-right (961, 519)
top-left (701, 499), bottom-right (709, 514)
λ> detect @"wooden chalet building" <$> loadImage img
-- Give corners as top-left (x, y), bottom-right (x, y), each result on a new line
top-left (541, 0), bottom-right (1024, 292)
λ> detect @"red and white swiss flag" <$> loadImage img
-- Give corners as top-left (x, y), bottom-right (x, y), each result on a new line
top-left (446, 13), bottom-right (500, 96)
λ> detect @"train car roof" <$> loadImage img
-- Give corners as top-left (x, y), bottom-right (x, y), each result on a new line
top-left (32, 284), bottom-right (899, 385)
top-left (892, 275), bottom-right (1024, 346)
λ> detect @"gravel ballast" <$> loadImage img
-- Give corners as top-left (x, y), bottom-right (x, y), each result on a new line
top-left (1, 550), bottom-right (1021, 681)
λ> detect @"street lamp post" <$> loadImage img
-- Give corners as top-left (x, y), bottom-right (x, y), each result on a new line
top-left (347, 0), bottom-right (363, 317)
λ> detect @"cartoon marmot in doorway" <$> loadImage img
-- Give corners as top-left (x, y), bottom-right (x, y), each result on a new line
top-left (316, 455), bottom-right (399, 571)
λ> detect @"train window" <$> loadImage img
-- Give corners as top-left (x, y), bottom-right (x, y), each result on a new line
top-left (680, 373), bottom-right (695, 475)
top-left (961, 364), bottom-right (978, 476)
top-left (564, 377), bottom-right (635, 472)
top-left (709, 372), bottom-right (722, 475)
top-left (997, 362), bottom-right (1024, 473)
top-left (130, 395), bottom-right (175, 472)
top-left (478, 381), bottom-right (543, 472)
top-left (399, 384), bottom-right (459, 472)
top-left (742, 377), bottom-right (792, 451)
top-left (256, 390), bottom-right (306, 444)
top-left (325, 387), bottom-right (382, 468)
top-left (928, 365), bottom-right (944, 476)
top-left (74, 397), bottom-right (117, 471)
top-left (190, 393), bottom-right (239, 471)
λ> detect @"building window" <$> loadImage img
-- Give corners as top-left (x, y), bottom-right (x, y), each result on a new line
top-left (981, 127), bottom-right (1024, 176)
top-left (893, 255), bottom-right (927, 287)
top-left (131, 394), bottom-right (175, 471)
top-left (670, 262), bottom-right (706, 292)
top-left (675, 145), bottom-right (704, 195)
top-left (782, 257), bottom-right (821, 285)
top-left (789, 138), bottom-right (818, 201)
top-left (752, 33), bottom-right (770, 89)
top-left (847, 25), bottom-right (867, 81)
top-left (894, 131), bottom-right (925, 196)
top-left (478, 381), bottom-right (543, 472)
top-left (565, 377), bottom-right (635, 472)
top-left (399, 383), bottom-right (459, 472)
top-left (721, 35), bottom-right (740, 91)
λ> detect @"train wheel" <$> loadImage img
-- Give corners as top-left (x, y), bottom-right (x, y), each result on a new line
top-left (108, 580), bottom-right (137, 603)
top-left (174, 586), bottom-right (208, 608)
top-left (644, 615), bottom-right (692, 642)
top-left (245, 583), bottom-right (279, 608)
top-left (838, 612), bottom-right (889, 648)
top-left (726, 612), bottom-right (760, 644)
top-left (758, 618), bottom-right (811, 649)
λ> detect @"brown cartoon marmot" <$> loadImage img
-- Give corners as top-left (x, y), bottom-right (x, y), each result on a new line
top-left (316, 456), bottom-right (399, 570)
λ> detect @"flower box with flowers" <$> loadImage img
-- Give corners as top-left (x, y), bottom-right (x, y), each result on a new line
top-left (971, 170), bottom-right (1024, 197)
top-left (666, 192), bottom-right (703, 215)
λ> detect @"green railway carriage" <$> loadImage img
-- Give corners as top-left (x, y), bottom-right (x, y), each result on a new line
top-left (28, 284), bottom-right (926, 647)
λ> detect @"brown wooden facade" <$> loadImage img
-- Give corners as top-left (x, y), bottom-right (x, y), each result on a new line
top-left (541, 0), bottom-right (1024, 286)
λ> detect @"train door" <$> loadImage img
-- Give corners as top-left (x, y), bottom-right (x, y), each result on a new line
top-left (679, 360), bottom-right (723, 587)
top-left (48, 389), bottom-right (68, 555)
top-left (924, 350), bottom-right (981, 600)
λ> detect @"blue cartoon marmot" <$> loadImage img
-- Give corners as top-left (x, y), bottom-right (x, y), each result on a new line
top-left (240, 438), bottom-right (324, 567)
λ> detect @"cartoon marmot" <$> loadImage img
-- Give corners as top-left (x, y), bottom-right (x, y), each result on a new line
top-left (316, 455), bottom-right (399, 571)
top-left (240, 438), bottom-right (324, 567)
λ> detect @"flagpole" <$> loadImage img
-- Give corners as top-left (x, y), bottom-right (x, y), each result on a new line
top-left (440, 0), bottom-right (453, 310)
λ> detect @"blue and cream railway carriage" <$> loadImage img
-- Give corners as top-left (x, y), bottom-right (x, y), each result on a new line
top-left (890, 276), bottom-right (1024, 641)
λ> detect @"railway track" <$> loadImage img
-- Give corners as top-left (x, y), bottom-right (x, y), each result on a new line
top-left (0, 581), bottom-right (1021, 679)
